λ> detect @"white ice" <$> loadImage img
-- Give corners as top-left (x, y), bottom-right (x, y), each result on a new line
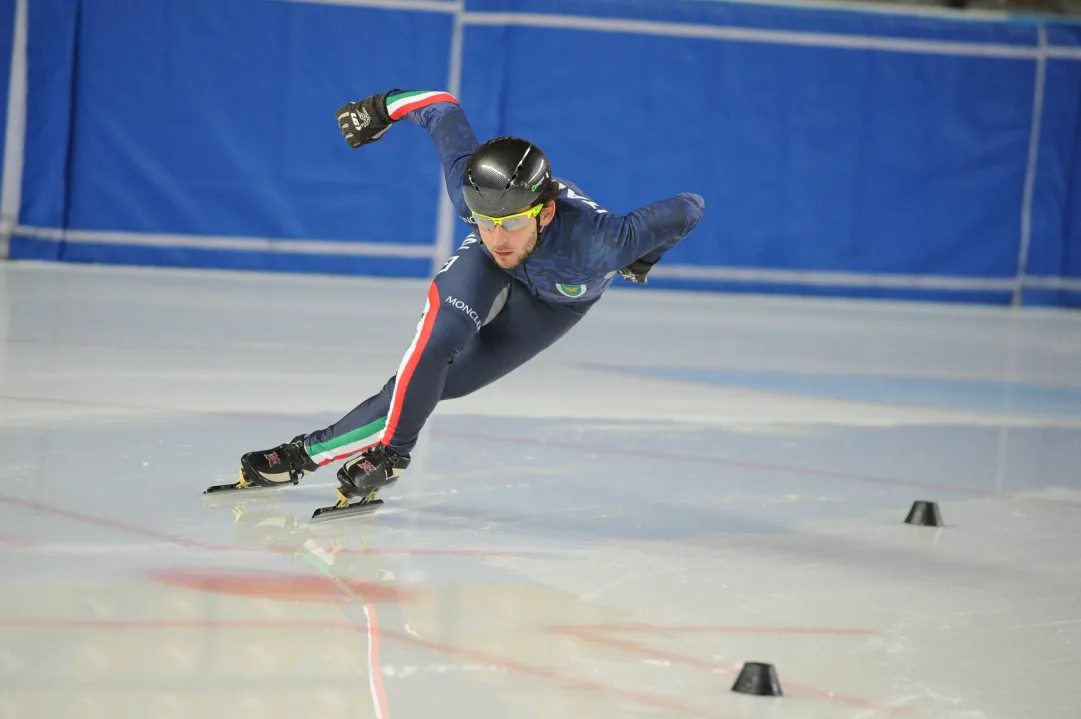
top-left (1, 261), bottom-right (1079, 719)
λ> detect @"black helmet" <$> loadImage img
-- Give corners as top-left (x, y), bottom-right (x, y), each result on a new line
top-left (463, 136), bottom-right (552, 217)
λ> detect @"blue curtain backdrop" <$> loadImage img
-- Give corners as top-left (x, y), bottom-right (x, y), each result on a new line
top-left (5, 0), bottom-right (1080, 306)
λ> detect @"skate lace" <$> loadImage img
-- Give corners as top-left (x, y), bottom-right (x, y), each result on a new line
top-left (360, 445), bottom-right (404, 473)
top-left (286, 436), bottom-right (316, 472)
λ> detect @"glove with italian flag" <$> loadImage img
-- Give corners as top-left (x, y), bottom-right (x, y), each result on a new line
top-left (336, 90), bottom-right (457, 149)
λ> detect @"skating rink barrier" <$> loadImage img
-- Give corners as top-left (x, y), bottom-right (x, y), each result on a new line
top-left (2, 0), bottom-right (1080, 306)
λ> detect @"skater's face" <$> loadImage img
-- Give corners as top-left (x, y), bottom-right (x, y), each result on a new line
top-left (476, 200), bottom-right (556, 270)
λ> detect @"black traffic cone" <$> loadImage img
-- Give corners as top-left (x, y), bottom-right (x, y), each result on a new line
top-left (904, 500), bottom-right (943, 527)
top-left (731, 662), bottom-right (783, 696)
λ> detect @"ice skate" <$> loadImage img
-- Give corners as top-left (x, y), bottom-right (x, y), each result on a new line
top-left (204, 434), bottom-right (318, 495)
top-left (310, 444), bottom-right (410, 522)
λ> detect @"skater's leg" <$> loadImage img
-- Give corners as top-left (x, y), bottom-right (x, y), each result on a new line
top-left (305, 236), bottom-right (509, 464)
top-left (304, 377), bottom-right (395, 466)
top-left (318, 281), bottom-right (593, 475)
top-left (440, 283), bottom-right (597, 399)
top-left (319, 279), bottom-right (598, 515)
top-left (378, 246), bottom-right (510, 454)
top-left (219, 282), bottom-right (592, 497)
top-left (317, 241), bottom-right (512, 514)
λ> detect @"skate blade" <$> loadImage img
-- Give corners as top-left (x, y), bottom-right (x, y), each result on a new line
top-left (310, 499), bottom-right (383, 524)
top-left (203, 482), bottom-right (285, 495)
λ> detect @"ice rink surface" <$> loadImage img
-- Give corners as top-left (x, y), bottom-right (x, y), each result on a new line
top-left (1, 261), bottom-right (1079, 719)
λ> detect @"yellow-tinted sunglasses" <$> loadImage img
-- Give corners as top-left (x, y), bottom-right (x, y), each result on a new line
top-left (472, 203), bottom-right (543, 232)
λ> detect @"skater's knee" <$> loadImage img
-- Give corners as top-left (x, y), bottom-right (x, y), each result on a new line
top-left (422, 313), bottom-right (476, 359)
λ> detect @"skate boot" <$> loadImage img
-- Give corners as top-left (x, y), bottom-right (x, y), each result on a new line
top-left (204, 434), bottom-right (318, 495)
top-left (310, 444), bottom-right (410, 522)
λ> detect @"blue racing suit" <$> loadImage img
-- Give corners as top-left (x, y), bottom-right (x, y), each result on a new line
top-left (305, 92), bottom-right (705, 463)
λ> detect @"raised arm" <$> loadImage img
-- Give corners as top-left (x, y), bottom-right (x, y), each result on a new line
top-left (336, 90), bottom-right (479, 221)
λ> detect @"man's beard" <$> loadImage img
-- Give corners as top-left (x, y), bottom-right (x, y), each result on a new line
top-left (492, 229), bottom-right (538, 270)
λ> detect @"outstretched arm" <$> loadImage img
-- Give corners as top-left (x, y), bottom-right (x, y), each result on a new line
top-left (336, 90), bottom-right (479, 221)
top-left (595, 193), bottom-right (706, 276)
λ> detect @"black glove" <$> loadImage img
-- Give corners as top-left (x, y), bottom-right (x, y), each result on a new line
top-left (618, 258), bottom-right (657, 285)
top-left (336, 89), bottom-right (400, 148)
